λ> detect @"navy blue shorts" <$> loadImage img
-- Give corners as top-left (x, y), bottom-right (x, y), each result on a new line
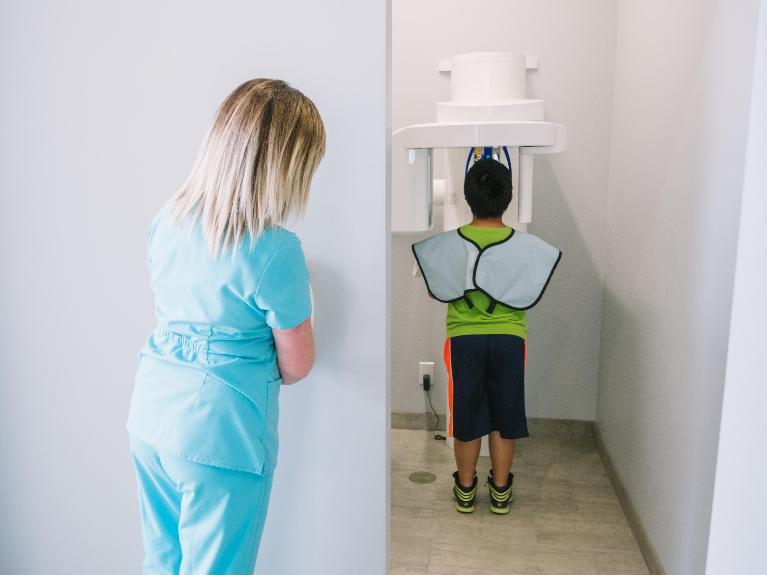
top-left (444, 334), bottom-right (529, 442)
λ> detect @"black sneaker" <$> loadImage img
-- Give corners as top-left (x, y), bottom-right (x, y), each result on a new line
top-left (487, 470), bottom-right (514, 514)
top-left (452, 471), bottom-right (478, 513)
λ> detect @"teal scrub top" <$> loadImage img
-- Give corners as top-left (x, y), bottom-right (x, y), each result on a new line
top-left (126, 203), bottom-right (312, 475)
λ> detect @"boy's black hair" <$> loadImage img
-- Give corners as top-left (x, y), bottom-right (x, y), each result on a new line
top-left (463, 159), bottom-right (512, 219)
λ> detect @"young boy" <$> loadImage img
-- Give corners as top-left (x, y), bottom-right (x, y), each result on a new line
top-left (412, 158), bottom-right (561, 514)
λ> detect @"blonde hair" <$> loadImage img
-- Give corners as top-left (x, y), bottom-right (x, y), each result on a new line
top-left (172, 79), bottom-right (326, 255)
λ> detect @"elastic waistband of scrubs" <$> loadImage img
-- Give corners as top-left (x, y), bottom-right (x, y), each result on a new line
top-left (150, 326), bottom-right (272, 363)
top-left (154, 326), bottom-right (207, 352)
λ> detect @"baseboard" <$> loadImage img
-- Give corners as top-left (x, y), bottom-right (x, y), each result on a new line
top-left (526, 417), bottom-right (595, 441)
top-left (391, 411), bottom-right (446, 431)
top-left (593, 424), bottom-right (666, 575)
top-left (390, 413), bottom-right (594, 438)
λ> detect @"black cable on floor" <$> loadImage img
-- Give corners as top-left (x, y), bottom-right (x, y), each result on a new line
top-left (425, 386), bottom-right (446, 440)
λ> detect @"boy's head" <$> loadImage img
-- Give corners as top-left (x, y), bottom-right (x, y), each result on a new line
top-left (463, 159), bottom-right (512, 219)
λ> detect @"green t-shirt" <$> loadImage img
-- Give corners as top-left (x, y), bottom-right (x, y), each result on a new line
top-left (445, 225), bottom-right (527, 339)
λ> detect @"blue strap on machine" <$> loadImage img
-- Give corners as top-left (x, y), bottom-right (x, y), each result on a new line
top-left (464, 146), bottom-right (513, 176)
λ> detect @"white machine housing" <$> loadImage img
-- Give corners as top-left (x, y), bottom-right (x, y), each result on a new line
top-left (392, 51), bottom-right (566, 233)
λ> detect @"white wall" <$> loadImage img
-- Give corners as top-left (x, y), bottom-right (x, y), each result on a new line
top-left (597, 1), bottom-right (760, 573)
top-left (391, 0), bottom-right (618, 420)
top-left (0, 2), bottom-right (388, 574)
top-left (705, 2), bottom-right (767, 572)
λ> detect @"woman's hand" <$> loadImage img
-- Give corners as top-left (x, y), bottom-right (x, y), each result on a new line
top-left (273, 318), bottom-right (315, 384)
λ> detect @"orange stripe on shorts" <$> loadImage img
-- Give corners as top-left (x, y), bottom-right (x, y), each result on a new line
top-left (443, 338), bottom-right (454, 438)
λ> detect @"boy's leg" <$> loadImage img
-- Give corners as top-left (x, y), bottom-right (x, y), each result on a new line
top-left (445, 335), bottom-right (490, 512)
top-left (485, 335), bottom-right (527, 513)
top-left (488, 431), bottom-right (516, 483)
top-left (454, 437), bottom-right (481, 487)
top-left (453, 439), bottom-right (480, 512)
top-left (444, 335), bottom-right (491, 483)
top-left (486, 334), bottom-right (528, 446)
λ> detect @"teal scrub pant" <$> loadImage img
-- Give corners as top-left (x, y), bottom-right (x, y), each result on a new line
top-left (129, 435), bottom-right (273, 575)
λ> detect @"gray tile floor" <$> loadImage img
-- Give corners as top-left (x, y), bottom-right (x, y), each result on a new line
top-left (390, 427), bottom-right (648, 575)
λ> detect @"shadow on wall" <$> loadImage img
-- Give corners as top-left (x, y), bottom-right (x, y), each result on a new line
top-left (597, 274), bottom-right (707, 570)
top-left (307, 260), bottom-right (351, 370)
top-left (270, 259), bottom-right (351, 490)
top-left (525, 156), bottom-right (602, 420)
top-left (390, 226), bottom-right (450, 417)
top-left (594, 287), bottom-right (644, 465)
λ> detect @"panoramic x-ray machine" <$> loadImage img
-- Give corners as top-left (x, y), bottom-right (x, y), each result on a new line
top-left (392, 52), bottom-right (567, 451)
top-left (392, 51), bottom-right (566, 233)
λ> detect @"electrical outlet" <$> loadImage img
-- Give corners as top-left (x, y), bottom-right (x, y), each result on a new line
top-left (418, 361), bottom-right (435, 389)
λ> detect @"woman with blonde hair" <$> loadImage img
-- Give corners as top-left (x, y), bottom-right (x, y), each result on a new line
top-left (126, 79), bottom-right (325, 574)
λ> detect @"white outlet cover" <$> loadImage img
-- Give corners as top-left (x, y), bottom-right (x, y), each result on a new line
top-left (418, 362), bottom-right (435, 385)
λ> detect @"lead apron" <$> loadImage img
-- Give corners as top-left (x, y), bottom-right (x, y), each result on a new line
top-left (411, 229), bottom-right (562, 312)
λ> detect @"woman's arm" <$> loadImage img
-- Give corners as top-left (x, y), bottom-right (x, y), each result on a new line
top-left (273, 318), bottom-right (315, 385)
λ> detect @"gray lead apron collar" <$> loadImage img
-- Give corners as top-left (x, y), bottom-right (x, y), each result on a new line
top-left (412, 228), bottom-right (562, 312)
